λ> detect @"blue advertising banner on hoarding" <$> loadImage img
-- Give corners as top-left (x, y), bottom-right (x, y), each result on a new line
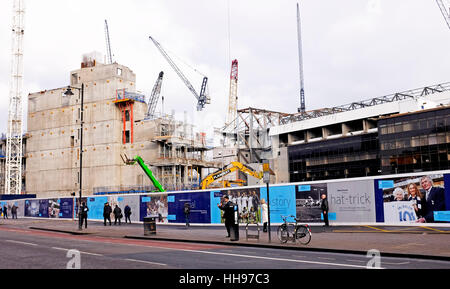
top-left (168, 192), bottom-right (211, 224)
top-left (375, 173), bottom-right (450, 223)
top-left (210, 191), bottom-right (224, 224)
top-left (59, 198), bottom-right (74, 218)
top-left (87, 197), bottom-right (108, 220)
top-left (260, 185), bottom-right (296, 224)
top-left (434, 211), bottom-right (450, 222)
top-left (25, 199), bottom-right (49, 218)
top-left (139, 194), bottom-right (168, 223)
top-left (211, 188), bottom-right (262, 224)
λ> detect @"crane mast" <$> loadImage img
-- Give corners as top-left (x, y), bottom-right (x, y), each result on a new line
top-left (297, 2), bottom-right (306, 113)
top-left (5, 0), bottom-right (25, 195)
top-left (436, 0), bottom-right (450, 30)
top-left (227, 59), bottom-right (239, 126)
top-left (147, 71), bottom-right (164, 119)
top-left (104, 20), bottom-right (113, 64)
top-left (149, 36), bottom-right (210, 111)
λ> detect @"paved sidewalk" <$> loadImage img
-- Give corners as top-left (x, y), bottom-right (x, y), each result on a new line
top-left (1, 218), bottom-right (449, 260)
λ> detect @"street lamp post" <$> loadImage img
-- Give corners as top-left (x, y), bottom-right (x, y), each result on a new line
top-left (262, 160), bottom-right (271, 243)
top-left (64, 84), bottom-right (84, 230)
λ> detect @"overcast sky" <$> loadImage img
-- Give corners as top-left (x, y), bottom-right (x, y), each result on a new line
top-left (0, 0), bottom-right (449, 138)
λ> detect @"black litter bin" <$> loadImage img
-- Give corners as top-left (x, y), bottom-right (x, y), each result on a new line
top-left (143, 216), bottom-right (157, 235)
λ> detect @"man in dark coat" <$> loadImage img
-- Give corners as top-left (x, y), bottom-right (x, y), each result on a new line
top-left (2, 205), bottom-right (7, 219)
top-left (79, 202), bottom-right (89, 229)
top-left (11, 204), bottom-right (18, 219)
top-left (321, 194), bottom-right (329, 227)
top-left (113, 205), bottom-right (122, 226)
top-left (103, 202), bottom-right (112, 226)
top-left (124, 205), bottom-right (132, 224)
top-left (218, 196), bottom-right (234, 238)
top-left (184, 203), bottom-right (191, 228)
top-left (419, 176), bottom-right (446, 223)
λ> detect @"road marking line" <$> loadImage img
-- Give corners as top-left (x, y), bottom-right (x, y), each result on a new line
top-left (79, 251), bottom-right (103, 257)
top-left (5, 240), bottom-right (38, 246)
top-left (178, 249), bottom-right (381, 269)
top-left (88, 238), bottom-right (379, 268)
top-left (318, 257), bottom-right (336, 261)
top-left (346, 259), bottom-right (366, 263)
top-left (51, 247), bottom-right (103, 256)
top-left (382, 261), bottom-right (410, 265)
top-left (125, 258), bottom-right (167, 266)
top-left (51, 247), bottom-right (69, 251)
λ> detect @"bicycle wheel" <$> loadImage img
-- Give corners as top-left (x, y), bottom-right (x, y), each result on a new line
top-left (277, 225), bottom-right (288, 243)
top-left (295, 225), bottom-right (311, 245)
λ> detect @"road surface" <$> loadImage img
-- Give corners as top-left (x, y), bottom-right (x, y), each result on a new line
top-left (0, 226), bottom-right (448, 270)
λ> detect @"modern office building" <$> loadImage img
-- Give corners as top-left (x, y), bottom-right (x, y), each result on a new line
top-left (269, 83), bottom-right (450, 183)
top-left (378, 106), bottom-right (449, 175)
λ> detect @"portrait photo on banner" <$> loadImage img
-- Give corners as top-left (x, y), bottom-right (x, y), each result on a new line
top-left (380, 174), bottom-right (446, 223)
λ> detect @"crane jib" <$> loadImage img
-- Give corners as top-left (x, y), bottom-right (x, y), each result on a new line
top-left (212, 169), bottom-right (232, 180)
top-left (149, 36), bottom-right (210, 111)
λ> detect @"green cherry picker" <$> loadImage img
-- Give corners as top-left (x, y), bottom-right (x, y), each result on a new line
top-left (121, 154), bottom-right (165, 193)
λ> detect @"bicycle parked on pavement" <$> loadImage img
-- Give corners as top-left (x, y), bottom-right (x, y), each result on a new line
top-left (277, 215), bottom-right (312, 245)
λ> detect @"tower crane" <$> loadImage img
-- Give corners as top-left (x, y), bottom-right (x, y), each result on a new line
top-left (296, 2), bottom-right (306, 113)
top-left (226, 59), bottom-right (239, 126)
top-left (436, 0), bottom-right (450, 30)
top-left (149, 36), bottom-right (210, 111)
top-left (146, 71), bottom-right (164, 119)
top-left (5, 0), bottom-right (25, 195)
top-left (104, 20), bottom-right (114, 64)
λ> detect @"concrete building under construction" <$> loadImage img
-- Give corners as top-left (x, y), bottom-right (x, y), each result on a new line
top-left (25, 55), bottom-right (219, 198)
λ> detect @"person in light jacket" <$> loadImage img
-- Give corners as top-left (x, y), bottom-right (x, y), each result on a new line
top-left (261, 199), bottom-right (268, 233)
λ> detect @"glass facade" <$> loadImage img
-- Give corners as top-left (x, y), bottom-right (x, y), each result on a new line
top-left (287, 107), bottom-right (450, 182)
top-left (288, 133), bottom-right (379, 182)
top-left (378, 107), bottom-right (450, 174)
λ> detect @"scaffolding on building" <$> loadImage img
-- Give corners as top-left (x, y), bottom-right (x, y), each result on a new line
top-left (220, 107), bottom-right (291, 164)
top-left (149, 113), bottom-right (220, 191)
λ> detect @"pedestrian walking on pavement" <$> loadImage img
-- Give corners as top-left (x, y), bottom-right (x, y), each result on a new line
top-left (3, 205), bottom-right (8, 219)
top-left (103, 202), bottom-right (112, 226)
top-left (113, 205), bottom-right (122, 226)
top-left (218, 195), bottom-right (234, 238)
top-left (124, 204), bottom-right (132, 224)
top-left (79, 202), bottom-right (89, 229)
top-left (11, 204), bottom-right (18, 219)
top-left (184, 202), bottom-right (191, 228)
top-left (321, 194), bottom-right (329, 227)
top-left (260, 199), bottom-right (268, 232)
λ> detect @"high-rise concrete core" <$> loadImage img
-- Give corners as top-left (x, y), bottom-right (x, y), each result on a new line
top-left (26, 57), bottom-right (219, 198)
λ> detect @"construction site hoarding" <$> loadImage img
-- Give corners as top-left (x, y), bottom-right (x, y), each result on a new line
top-left (6, 170), bottom-right (450, 224)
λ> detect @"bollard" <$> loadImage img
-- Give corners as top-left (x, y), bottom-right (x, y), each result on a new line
top-left (230, 204), bottom-right (239, 241)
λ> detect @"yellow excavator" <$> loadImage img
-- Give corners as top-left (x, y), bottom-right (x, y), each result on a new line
top-left (200, 161), bottom-right (264, 189)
